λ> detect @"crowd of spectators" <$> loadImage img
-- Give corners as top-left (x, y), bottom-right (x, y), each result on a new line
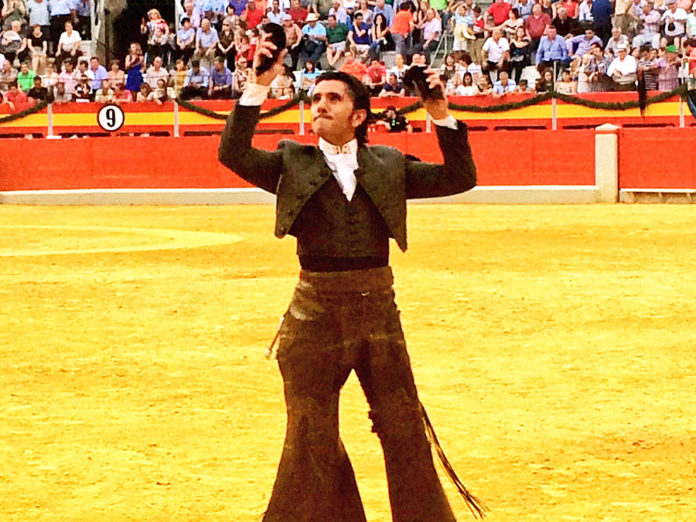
top-left (1, 0), bottom-right (696, 110)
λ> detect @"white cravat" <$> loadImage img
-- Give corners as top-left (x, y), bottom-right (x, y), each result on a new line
top-left (318, 138), bottom-right (359, 201)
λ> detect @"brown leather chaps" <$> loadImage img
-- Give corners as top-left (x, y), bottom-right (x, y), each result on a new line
top-left (263, 267), bottom-right (456, 522)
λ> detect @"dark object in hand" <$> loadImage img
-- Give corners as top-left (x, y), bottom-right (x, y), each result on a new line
top-left (402, 65), bottom-right (444, 101)
top-left (256, 23), bottom-right (287, 76)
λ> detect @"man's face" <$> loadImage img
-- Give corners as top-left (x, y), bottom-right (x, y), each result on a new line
top-left (215, 60), bottom-right (223, 70)
top-left (395, 54), bottom-right (404, 66)
top-left (585, 30), bottom-right (595, 40)
top-left (328, 15), bottom-right (336, 27)
top-left (79, 62), bottom-right (87, 72)
top-left (273, 0), bottom-right (279, 9)
top-left (548, 27), bottom-right (556, 39)
top-left (500, 72), bottom-right (509, 84)
top-left (202, 19), bottom-right (210, 30)
top-left (532, 4), bottom-right (541, 15)
top-left (154, 57), bottom-right (162, 68)
top-left (91, 58), bottom-right (99, 70)
top-left (388, 73), bottom-right (397, 84)
top-left (354, 14), bottom-right (363, 24)
top-left (426, 9), bottom-right (434, 20)
top-left (310, 80), bottom-right (365, 145)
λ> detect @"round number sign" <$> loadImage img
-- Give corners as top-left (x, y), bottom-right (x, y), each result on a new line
top-left (97, 104), bottom-right (125, 132)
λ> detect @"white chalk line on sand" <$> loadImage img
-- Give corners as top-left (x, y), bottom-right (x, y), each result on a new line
top-left (0, 225), bottom-right (244, 257)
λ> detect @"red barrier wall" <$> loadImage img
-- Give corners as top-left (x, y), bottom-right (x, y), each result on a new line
top-left (619, 128), bottom-right (696, 189)
top-left (0, 130), bottom-right (596, 191)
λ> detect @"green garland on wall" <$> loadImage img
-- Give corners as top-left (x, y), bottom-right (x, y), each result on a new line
top-left (0, 100), bottom-right (48, 124)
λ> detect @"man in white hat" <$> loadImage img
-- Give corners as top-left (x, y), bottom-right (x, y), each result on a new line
top-left (606, 43), bottom-right (638, 90)
top-left (301, 12), bottom-right (328, 64)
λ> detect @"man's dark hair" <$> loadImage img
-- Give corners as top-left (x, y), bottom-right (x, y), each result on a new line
top-left (314, 71), bottom-right (371, 145)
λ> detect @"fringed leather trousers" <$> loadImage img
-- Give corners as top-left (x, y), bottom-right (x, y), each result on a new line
top-left (263, 267), bottom-right (456, 522)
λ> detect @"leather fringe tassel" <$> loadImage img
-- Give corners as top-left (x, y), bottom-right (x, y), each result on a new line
top-left (420, 402), bottom-right (488, 519)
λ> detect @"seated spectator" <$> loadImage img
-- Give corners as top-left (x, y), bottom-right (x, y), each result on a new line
top-left (369, 13), bottom-right (393, 62)
top-left (112, 82), bottom-right (132, 103)
top-left (510, 26), bottom-right (532, 82)
top-left (181, 59), bottom-right (209, 99)
top-left (209, 55), bottom-right (234, 98)
top-left (365, 58), bottom-right (387, 95)
top-left (633, 3), bottom-right (662, 50)
top-left (440, 52), bottom-right (462, 92)
top-left (475, 74), bottom-right (492, 94)
top-left (58, 60), bottom-right (78, 94)
top-left (375, 105), bottom-right (413, 132)
top-left (17, 62), bottom-right (36, 93)
top-left (378, 72), bottom-right (405, 96)
top-left (576, 52), bottom-right (594, 92)
top-left (145, 56), bottom-right (169, 89)
top-left (176, 17), bottom-right (197, 66)
top-left (74, 74), bottom-right (92, 101)
top-left (551, 7), bottom-right (579, 38)
top-left (329, 0), bottom-right (350, 25)
top-left (488, 0), bottom-right (512, 26)
top-left (567, 28), bottom-right (604, 65)
top-left (241, 0), bottom-right (265, 29)
top-left (27, 0), bottom-right (50, 46)
top-left (300, 59), bottom-right (321, 92)
top-left (500, 8), bottom-right (524, 42)
top-left (482, 28), bottom-right (510, 82)
top-left (27, 24), bottom-right (48, 75)
top-left (389, 52), bottom-right (408, 80)
top-left (374, 0), bottom-right (395, 27)
top-left (94, 79), bottom-right (114, 103)
top-left (107, 60), bottom-right (125, 90)
top-left (0, 90), bottom-right (16, 111)
top-left (339, 49), bottom-right (368, 80)
top-left (536, 25), bottom-right (569, 75)
top-left (517, 78), bottom-right (533, 92)
top-left (170, 58), bottom-right (187, 96)
top-left (606, 43), bottom-right (637, 90)
top-left (662, 0), bottom-right (688, 49)
top-left (454, 71), bottom-right (478, 95)
top-left (148, 78), bottom-right (174, 104)
top-left (288, 0), bottom-right (309, 25)
top-left (52, 80), bottom-right (72, 103)
top-left (535, 67), bottom-right (555, 91)
top-left (6, 81), bottom-right (30, 110)
top-left (217, 18), bottom-right (236, 70)
top-left (525, 3), bottom-right (552, 54)
top-left (492, 70), bottom-right (517, 95)
top-left (417, 7), bottom-right (442, 63)
top-left (268, 0), bottom-right (285, 24)
top-left (1, 20), bottom-right (25, 65)
top-left (638, 45), bottom-right (660, 90)
top-left (605, 27), bottom-right (630, 58)
top-left (348, 10), bottom-right (372, 62)
top-left (27, 75), bottom-right (48, 101)
top-left (232, 56), bottom-right (250, 98)
top-left (301, 13), bottom-right (328, 66)
top-left (326, 14), bottom-right (349, 68)
top-left (270, 64), bottom-right (296, 99)
top-left (136, 82), bottom-right (152, 102)
top-left (41, 61), bottom-right (59, 88)
top-left (55, 21), bottom-right (82, 68)
top-left (87, 56), bottom-right (109, 92)
top-left (556, 68), bottom-right (577, 92)
top-left (688, 6), bottom-right (696, 40)
top-left (195, 18), bottom-right (219, 69)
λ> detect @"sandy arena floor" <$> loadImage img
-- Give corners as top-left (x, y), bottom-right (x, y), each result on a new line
top-left (1, 204), bottom-right (695, 521)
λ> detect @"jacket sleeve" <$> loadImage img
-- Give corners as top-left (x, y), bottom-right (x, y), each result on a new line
top-left (405, 120), bottom-right (477, 199)
top-left (218, 104), bottom-right (283, 194)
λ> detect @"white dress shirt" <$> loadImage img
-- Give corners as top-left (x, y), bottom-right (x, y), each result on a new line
top-left (239, 82), bottom-right (459, 201)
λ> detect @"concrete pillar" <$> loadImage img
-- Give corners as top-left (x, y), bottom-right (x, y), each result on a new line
top-left (595, 123), bottom-right (620, 203)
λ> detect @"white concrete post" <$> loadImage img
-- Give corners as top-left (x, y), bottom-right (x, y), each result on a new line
top-left (594, 123), bottom-right (620, 203)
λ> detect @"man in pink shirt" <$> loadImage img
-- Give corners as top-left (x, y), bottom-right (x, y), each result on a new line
top-left (525, 3), bottom-right (551, 53)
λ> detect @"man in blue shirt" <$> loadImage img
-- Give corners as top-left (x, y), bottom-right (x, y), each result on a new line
top-left (374, 0), bottom-right (395, 27)
top-left (181, 59), bottom-right (210, 99)
top-left (49, 0), bottom-right (73, 50)
top-left (592, 0), bottom-right (614, 44)
top-left (86, 56), bottom-right (108, 91)
top-left (301, 13), bottom-right (328, 64)
top-left (536, 25), bottom-right (569, 74)
top-left (492, 70), bottom-right (517, 94)
top-left (208, 56), bottom-right (234, 98)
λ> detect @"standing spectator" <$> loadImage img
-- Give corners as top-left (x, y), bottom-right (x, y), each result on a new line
top-left (638, 45), bottom-right (659, 89)
top-left (325, 14), bottom-right (349, 67)
top-left (170, 58), bottom-right (187, 96)
top-left (41, 60), bottom-right (59, 87)
top-left (124, 41), bottom-right (144, 96)
top-left (578, 0), bottom-right (594, 24)
top-left (391, 3), bottom-right (414, 59)
top-left (27, 75), bottom-right (49, 101)
top-left (181, 59), bottom-right (209, 99)
top-left (144, 55), bottom-right (168, 88)
top-left (208, 55), bottom-right (233, 98)
top-left (300, 13), bottom-right (328, 65)
top-left (525, 3), bottom-right (552, 54)
top-left (419, 8), bottom-right (441, 62)
top-left (687, 5), bottom-right (696, 39)
top-left (656, 44), bottom-right (681, 89)
top-left (217, 18), bottom-right (236, 69)
top-left (2, 0), bottom-right (28, 31)
top-left (27, 0), bottom-right (50, 45)
top-left (555, 67), bottom-right (578, 92)
top-left (1, 20), bottom-right (24, 65)
top-left (662, 0), bottom-right (688, 48)
top-left (369, 12), bottom-right (393, 62)
top-left (614, 0), bottom-right (633, 37)
top-left (592, 0), bottom-right (614, 44)
top-left (606, 43), bottom-right (637, 89)
top-left (112, 82), bottom-right (131, 103)
top-left (176, 17), bottom-right (196, 65)
top-left (55, 20), bottom-right (82, 68)
top-left (482, 27), bottom-right (510, 82)
top-left (339, 49), bottom-right (368, 79)
top-left (58, 59), bottom-right (77, 93)
top-left (0, 60), bottom-right (18, 91)
top-left (49, 0), bottom-right (73, 53)
top-left (17, 62), bottom-right (36, 92)
top-left (141, 9), bottom-right (170, 63)
top-left (27, 24), bottom-right (48, 74)
top-left (347, 10), bottom-right (371, 61)
top-left (107, 59), bottom-right (124, 89)
top-left (86, 56), bottom-right (107, 91)
top-left (195, 18), bottom-right (219, 68)
top-left (283, 14), bottom-right (303, 70)
top-left (633, 3), bottom-right (662, 49)
top-left (241, 0), bottom-right (265, 29)
top-left (72, 0), bottom-right (92, 39)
